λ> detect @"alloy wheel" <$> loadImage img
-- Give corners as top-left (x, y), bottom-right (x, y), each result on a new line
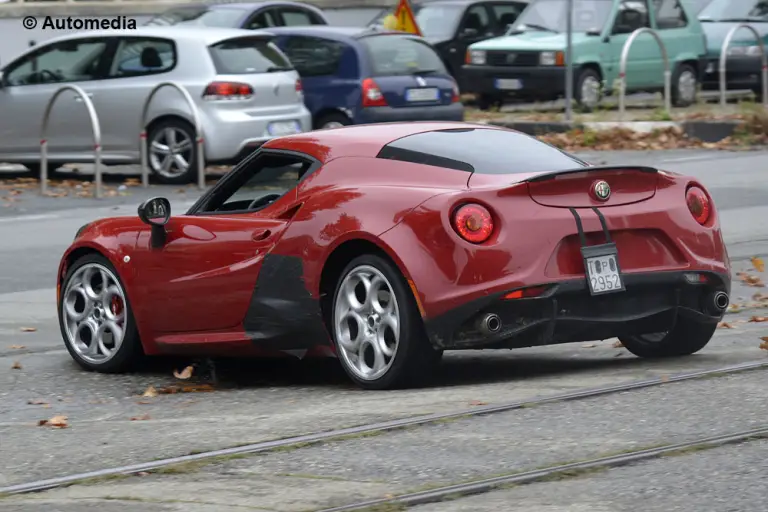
top-left (149, 126), bottom-right (193, 179)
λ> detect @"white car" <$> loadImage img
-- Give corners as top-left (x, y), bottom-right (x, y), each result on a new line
top-left (0, 26), bottom-right (312, 184)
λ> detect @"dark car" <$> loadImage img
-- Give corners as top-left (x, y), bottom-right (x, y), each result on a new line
top-left (698, 0), bottom-right (768, 97)
top-left (368, 0), bottom-right (530, 90)
top-left (267, 26), bottom-right (463, 129)
top-left (145, 1), bottom-right (328, 29)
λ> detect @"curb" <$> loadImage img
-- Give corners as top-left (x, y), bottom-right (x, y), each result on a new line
top-left (485, 119), bottom-right (743, 143)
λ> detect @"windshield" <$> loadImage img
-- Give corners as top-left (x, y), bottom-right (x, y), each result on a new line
top-left (361, 35), bottom-right (447, 76)
top-left (699, 0), bottom-right (768, 21)
top-left (146, 7), bottom-right (247, 27)
top-left (512, 0), bottom-right (614, 33)
top-left (415, 4), bottom-right (464, 39)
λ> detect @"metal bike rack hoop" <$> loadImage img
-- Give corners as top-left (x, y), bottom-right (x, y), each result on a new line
top-left (719, 24), bottom-right (768, 107)
top-left (139, 81), bottom-right (205, 190)
top-left (40, 84), bottom-right (103, 198)
top-left (618, 27), bottom-right (671, 120)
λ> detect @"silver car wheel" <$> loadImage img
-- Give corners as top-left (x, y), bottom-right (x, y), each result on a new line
top-left (62, 263), bottom-right (127, 364)
top-left (580, 75), bottom-right (601, 109)
top-left (678, 69), bottom-right (697, 104)
top-left (333, 265), bottom-right (401, 381)
top-left (322, 121), bottom-right (345, 129)
top-left (149, 127), bottom-right (193, 179)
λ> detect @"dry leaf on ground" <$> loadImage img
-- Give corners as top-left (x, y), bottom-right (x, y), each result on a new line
top-left (155, 384), bottom-right (215, 394)
top-left (28, 399), bottom-right (49, 406)
top-left (173, 365), bottom-right (194, 380)
top-left (749, 316), bottom-right (768, 323)
top-left (38, 415), bottom-right (69, 428)
top-left (11, 361), bottom-right (22, 369)
top-left (760, 337), bottom-right (768, 350)
top-left (752, 256), bottom-right (765, 273)
top-left (19, 327), bottom-right (37, 332)
top-left (141, 385), bottom-right (159, 398)
top-left (130, 414), bottom-right (151, 421)
top-left (718, 322), bottom-right (734, 328)
top-left (660, 375), bottom-right (670, 383)
top-left (469, 400), bottom-right (488, 406)
top-left (9, 344), bottom-right (25, 349)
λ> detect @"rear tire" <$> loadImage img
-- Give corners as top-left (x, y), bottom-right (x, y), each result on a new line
top-left (671, 63), bottom-right (698, 107)
top-left (146, 118), bottom-right (200, 185)
top-left (330, 254), bottom-right (441, 390)
top-left (315, 112), bottom-right (352, 130)
top-left (618, 317), bottom-right (717, 358)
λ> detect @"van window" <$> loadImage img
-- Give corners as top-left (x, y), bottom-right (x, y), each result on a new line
top-left (208, 37), bottom-right (292, 74)
top-left (360, 35), bottom-right (447, 76)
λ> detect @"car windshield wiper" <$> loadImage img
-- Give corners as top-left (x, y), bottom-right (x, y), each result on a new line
top-left (519, 23), bottom-right (559, 33)
top-left (409, 69), bottom-right (439, 75)
top-left (266, 66), bottom-right (294, 72)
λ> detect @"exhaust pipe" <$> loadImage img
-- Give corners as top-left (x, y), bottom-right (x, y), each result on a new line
top-left (477, 313), bottom-right (502, 335)
top-left (713, 291), bottom-right (729, 311)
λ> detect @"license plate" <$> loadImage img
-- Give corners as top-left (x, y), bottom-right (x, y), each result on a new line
top-left (495, 78), bottom-right (522, 90)
top-left (581, 243), bottom-right (625, 296)
top-left (267, 120), bottom-right (301, 136)
top-left (405, 87), bottom-right (439, 102)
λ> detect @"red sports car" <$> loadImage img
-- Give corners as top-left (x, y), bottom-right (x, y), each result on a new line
top-left (57, 122), bottom-right (731, 390)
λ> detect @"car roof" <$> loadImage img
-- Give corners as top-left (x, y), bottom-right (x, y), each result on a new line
top-left (30, 26), bottom-right (270, 47)
top-left (263, 122), bottom-right (507, 161)
top-left (262, 25), bottom-right (419, 41)
top-left (166, 1), bottom-right (318, 9)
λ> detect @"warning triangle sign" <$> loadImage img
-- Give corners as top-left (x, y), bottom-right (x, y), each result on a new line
top-left (392, 0), bottom-right (422, 36)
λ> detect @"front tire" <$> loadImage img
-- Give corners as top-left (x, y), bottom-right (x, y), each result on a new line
top-left (58, 253), bottom-right (144, 373)
top-left (671, 63), bottom-right (698, 107)
top-left (618, 317), bottom-right (717, 358)
top-left (330, 254), bottom-right (441, 390)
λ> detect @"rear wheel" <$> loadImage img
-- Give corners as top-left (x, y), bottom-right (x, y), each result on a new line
top-left (331, 254), bottom-right (441, 390)
top-left (147, 118), bottom-right (199, 185)
top-left (671, 63), bottom-right (698, 107)
top-left (574, 67), bottom-right (602, 111)
top-left (58, 253), bottom-right (144, 373)
top-left (315, 112), bottom-right (352, 130)
top-left (618, 317), bottom-right (717, 358)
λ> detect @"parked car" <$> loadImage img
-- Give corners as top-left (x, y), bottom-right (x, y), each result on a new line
top-left (368, 0), bottom-right (530, 90)
top-left (266, 26), bottom-right (464, 129)
top-left (698, 0), bottom-right (768, 97)
top-left (0, 27), bottom-right (312, 184)
top-left (462, 0), bottom-right (708, 110)
top-left (145, 1), bottom-right (329, 29)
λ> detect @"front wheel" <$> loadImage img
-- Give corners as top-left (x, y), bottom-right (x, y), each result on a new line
top-left (671, 63), bottom-right (698, 107)
top-left (331, 254), bottom-right (441, 390)
top-left (58, 253), bottom-right (144, 373)
top-left (618, 317), bottom-right (717, 358)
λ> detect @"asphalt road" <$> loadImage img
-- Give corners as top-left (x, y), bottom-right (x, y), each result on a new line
top-left (1, 148), bottom-right (768, 509)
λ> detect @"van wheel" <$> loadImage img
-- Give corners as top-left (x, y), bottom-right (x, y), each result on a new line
top-left (315, 112), bottom-right (351, 130)
top-left (672, 63), bottom-right (698, 107)
top-left (575, 68), bottom-right (602, 111)
top-left (146, 118), bottom-right (200, 185)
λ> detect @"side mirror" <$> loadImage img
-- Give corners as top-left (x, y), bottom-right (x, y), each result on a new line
top-left (138, 197), bottom-right (171, 248)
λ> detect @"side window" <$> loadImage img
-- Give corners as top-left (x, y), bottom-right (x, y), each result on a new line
top-left (4, 39), bottom-right (109, 86)
top-left (282, 36), bottom-right (347, 77)
top-left (652, 0), bottom-right (687, 29)
top-left (612, 0), bottom-right (651, 34)
top-left (490, 3), bottom-right (525, 33)
top-left (108, 37), bottom-right (176, 78)
top-left (748, 0), bottom-right (768, 19)
top-left (280, 8), bottom-right (325, 26)
top-left (200, 153), bottom-right (313, 213)
top-left (245, 8), bottom-right (278, 29)
top-left (458, 5), bottom-right (492, 38)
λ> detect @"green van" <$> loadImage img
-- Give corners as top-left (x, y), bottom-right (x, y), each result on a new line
top-left (461, 0), bottom-right (708, 109)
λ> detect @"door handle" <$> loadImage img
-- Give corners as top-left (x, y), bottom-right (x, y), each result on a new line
top-left (252, 229), bottom-right (272, 241)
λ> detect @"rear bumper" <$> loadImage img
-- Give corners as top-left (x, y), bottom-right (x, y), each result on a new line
top-left (701, 55), bottom-right (765, 92)
top-left (460, 64), bottom-right (565, 98)
top-left (424, 270), bottom-right (731, 350)
top-left (355, 102), bottom-right (464, 124)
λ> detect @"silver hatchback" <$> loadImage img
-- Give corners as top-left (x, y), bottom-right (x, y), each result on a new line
top-left (0, 26), bottom-right (312, 184)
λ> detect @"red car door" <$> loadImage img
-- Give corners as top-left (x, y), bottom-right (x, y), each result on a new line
top-left (130, 151), bottom-right (313, 335)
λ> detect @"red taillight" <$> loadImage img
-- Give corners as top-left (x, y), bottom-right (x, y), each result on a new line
top-left (686, 185), bottom-right (711, 225)
top-left (202, 81), bottom-right (253, 100)
top-left (295, 78), bottom-right (303, 93)
top-left (452, 203), bottom-right (494, 244)
top-left (361, 78), bottom-right (387, 107)
top-left (451, 81), bottom-right (460, 103)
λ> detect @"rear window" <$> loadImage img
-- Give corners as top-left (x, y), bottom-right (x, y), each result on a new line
top-left (281, 35), bottom-right (348, 77)
top-left (208, 37), bottom-right (292, 74)
top-left (360, 35), bottom-right (447, 76)
top-left (376, 128), bottom-right (588, 174)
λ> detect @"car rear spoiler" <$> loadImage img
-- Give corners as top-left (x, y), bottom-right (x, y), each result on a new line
top-left (522, 165), bottom-right (659, 183)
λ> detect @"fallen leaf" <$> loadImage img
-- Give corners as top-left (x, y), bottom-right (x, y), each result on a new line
top-left (141, 385), bottom-right (158, 398)
top-left (9, 344), bottom-right (25, 349)
top-left (660, 375), bottom-right (670, 383)
top-left (130, 414), bottom-right (151, 421)
top-left (748, 316), bottom-right (768, 323)
top-left (19, 327), bottom-right (37, 332)
top-left (173, 365), bottom-right (194, 380)
top-left (752, 256), bottom-right (765, 273)
top-left (154, 384), bottom-right (215, 394)
top-left (28, 399), bottom-right (49, 406)
top-left (718, 322), bottom-right (734, 328)
top-left (136, 400), bottom-right (153, 405)
top-left (612, 340), bottom-right (624, 348)
top-left (137, 471), bottom-right (150, 476)
top-left (741, 274), bottom-right (765, 287)
top-left (11, 361), bottom-right (22, 369)
top-left (469, 400), bottom-right (488, 406)
top-left (39, 415), bottom-right (69, 428)
top-left (581, 343), bottom-right (597, 348)
top-left (760, 337), bottom-right (768, 351)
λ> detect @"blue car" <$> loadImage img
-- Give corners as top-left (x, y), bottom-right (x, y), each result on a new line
top-left (266, 26), bottom-right (464, 129)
